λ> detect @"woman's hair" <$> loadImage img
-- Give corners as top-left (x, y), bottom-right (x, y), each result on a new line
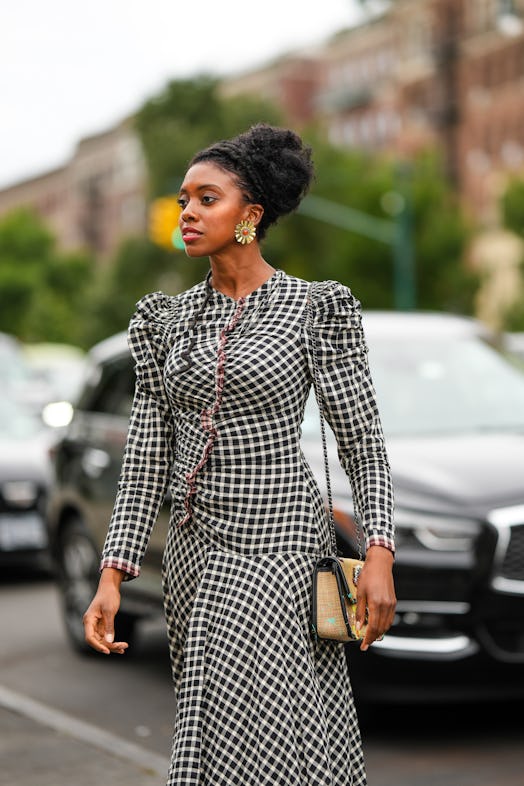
top-left (188, 123), bottom-right (314, 240)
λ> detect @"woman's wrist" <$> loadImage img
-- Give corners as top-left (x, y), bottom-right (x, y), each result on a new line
top-left (99, 567), bottom-right (126, 588)
top-left (365, 544), bottom-right (395, 564)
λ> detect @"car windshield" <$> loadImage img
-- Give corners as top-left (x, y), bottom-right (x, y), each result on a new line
top-left (368, 336), bottom-right (524, 436)
top-left (301, 331), bottom-right (524, 440)
top-left (0, 398), bottom-right (45, 440)
top-left (23, 345), bottom-right (87, 404)
top-left (0, 349), bottom-right (32, 387)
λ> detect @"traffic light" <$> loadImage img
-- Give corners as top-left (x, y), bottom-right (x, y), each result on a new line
top-left (148, 196), bottom-right (184, 250)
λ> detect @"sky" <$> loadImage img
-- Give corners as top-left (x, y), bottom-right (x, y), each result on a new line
top-left (0, 0), bottom-right (370, 189)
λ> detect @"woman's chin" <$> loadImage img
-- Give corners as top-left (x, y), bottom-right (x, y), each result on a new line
top-left (184, 246), bottom-right (201, 258)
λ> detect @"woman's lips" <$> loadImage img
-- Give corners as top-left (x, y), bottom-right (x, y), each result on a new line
top-left (182, 229), bottom-right (202, 243)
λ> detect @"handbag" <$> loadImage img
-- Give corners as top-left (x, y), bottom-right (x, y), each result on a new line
top-left (307, 283), bottom-right (367, 643)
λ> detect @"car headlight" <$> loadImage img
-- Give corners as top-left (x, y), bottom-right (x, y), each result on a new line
top-left (41, 400), bottom-right (74, 428)
top-left (2, 480), bottom-right (39, 508)
top-left (395, 509), bottom-right (481, 553)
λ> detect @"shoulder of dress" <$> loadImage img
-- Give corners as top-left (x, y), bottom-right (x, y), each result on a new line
top-left (132, 281), bottom-right (208, 324)
top-left (308, 279), bottom-right (361, 318)
top-left (133, 291), bottom-right (176, 321)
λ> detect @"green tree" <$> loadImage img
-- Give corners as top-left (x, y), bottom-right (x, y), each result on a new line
top-left (500, 177), bottom-right (524, 330)
top-left (501, 177), bottom-right (524, 238)
top-left (81, 235), bottom-right (201, 347)
top-left (262, 138), bottom-right (477, 313)
top-left (0, 209), bottom-right (93, 344)
top-left (409, 151), bottom-right (477, 313)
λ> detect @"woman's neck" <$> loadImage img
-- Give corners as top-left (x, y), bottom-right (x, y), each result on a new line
top-left (208, 256), bottom-right (275, 300)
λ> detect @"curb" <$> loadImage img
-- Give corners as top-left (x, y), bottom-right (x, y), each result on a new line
top-left (0, 684), bottom-right (170, 777)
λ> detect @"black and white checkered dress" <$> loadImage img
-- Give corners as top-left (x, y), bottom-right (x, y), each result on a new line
top-left (101, 270), bottom-right (395, 786)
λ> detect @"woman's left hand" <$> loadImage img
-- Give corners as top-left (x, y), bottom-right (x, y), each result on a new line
top-left (355, 545), bottom-right (396, 652)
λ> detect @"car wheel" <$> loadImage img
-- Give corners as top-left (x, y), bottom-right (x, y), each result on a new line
top-left (56, 517), bottom-right (137, 654)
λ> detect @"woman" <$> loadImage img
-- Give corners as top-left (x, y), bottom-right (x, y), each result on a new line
top-left (84, 123), bottom-right (396, 786)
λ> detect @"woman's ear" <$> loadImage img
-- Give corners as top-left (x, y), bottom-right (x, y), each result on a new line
top-left (247, 204), bottom-right (264, 227)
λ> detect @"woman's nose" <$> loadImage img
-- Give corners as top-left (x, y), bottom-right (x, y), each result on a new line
top-left (181, 200), bottom-right (196, 222)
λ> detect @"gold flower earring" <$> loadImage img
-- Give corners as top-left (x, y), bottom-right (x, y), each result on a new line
top-left (234, 219), bottom-right (257, 245)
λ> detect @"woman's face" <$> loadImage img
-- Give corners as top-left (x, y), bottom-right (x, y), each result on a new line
top-left (178, 162), bottom-right (254, 257)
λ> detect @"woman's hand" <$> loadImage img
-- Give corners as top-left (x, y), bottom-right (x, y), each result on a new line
top-left (355, 545), bottom-right (396, 652)
top-left (83, 568), bottom-right (129, 655)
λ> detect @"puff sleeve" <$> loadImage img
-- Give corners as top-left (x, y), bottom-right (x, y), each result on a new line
top-left (100, 292), bottom-right (175, 579)
top-left (305, 281), bottom-right (395, 554)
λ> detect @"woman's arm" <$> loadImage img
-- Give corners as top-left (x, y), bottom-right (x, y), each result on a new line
top-left (84, 292), bottom-right (175, 652)
top-left (99, 383), bottom-right (174, 579)
top-left (306, 281), bottom-right (396, 649)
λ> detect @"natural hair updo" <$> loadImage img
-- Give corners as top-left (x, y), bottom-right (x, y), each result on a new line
top-left (188, 123), bottom-right (314, 240)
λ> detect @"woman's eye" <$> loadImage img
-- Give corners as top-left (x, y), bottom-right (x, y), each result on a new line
top-left (177, 197), bottom-right (187, 208)
top-left (202, 195), bottom-right (217, 205)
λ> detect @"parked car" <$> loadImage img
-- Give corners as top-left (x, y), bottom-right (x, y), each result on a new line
top-left (0, 396), bottom-right (53, 566)
top-left (22, 342), bottom-right (88, 426)
top-left (46, 311), bottom-right (524, 704)
top-left (0, 333), bottom-right (86, 421)
top-left (0, 332), bottom-right (39, 411)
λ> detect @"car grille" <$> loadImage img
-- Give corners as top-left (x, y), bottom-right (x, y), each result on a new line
top-left (500, 524), bottom-right (524, 581)
top-left (488, 505), bottom-right (524, 593)
top-left (477, 506), bottom-right (524, 663)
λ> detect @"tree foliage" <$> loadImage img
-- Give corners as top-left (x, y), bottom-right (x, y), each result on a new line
top-left (81, 236), bottom-right (184, 347)
top-left (501, 177), bottom-right (524, 239)
top-left (262, 137), bottom-right (477, 313)
top-left (0, 209), bottom-right (93, 345)
top-left (499, 177), bottom-right (524, 330)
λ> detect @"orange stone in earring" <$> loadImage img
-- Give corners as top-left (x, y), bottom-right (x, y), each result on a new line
top-left (234, 219), bottom-right (257, 245)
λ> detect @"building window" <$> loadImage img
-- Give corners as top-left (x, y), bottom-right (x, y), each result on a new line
top-left (501, 140), bottom-right (524, 168)
top-left (477, 0), bottom-right (497, 32)
top-left (114, 137), bottom-right (144, 188)
top-left (120, 195), bottom-right (145, 231)
top-left (408, 17), bottom-right (432, 57)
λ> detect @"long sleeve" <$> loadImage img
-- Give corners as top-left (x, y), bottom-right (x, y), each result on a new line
top-left (305, 281), bottom-right (395, 554)
top-left (100, 292), bottom-right (175, 579)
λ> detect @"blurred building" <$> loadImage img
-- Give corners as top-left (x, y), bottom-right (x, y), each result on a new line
top-left (225, 0), bottom-right (524, 225)
top-left (220, 52), bottom-right (323, 127)
top-left (0, 119), bottom-right (147, 260)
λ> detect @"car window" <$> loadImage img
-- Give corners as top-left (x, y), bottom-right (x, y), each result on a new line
top-left (84, 356), bottom-right (135, 418)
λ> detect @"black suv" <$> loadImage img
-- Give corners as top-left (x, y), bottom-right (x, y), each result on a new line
top-left (46, 311), bottom-right (524, 703)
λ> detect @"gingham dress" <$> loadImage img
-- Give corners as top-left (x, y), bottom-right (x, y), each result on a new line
top-left (101, 270), bottom-right (395, 786)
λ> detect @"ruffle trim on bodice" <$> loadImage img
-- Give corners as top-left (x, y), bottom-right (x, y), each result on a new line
top-left (178, 296), bottom-right (247, 527)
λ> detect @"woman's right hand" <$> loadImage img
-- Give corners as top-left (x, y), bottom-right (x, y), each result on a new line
top-left (83, 568), bottom-right (129, 655)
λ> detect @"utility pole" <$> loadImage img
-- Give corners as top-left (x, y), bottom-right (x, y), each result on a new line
top-left (298, 175), bottom-right (416, 311)
top-left (433, 0), bottom-right (462, 188)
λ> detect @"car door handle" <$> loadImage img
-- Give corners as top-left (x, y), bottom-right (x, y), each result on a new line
top-left (81, 448), bottom-right (111, 478)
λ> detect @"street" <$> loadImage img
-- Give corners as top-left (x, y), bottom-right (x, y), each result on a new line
top-left (1, 565), bottom-right (523, 786)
